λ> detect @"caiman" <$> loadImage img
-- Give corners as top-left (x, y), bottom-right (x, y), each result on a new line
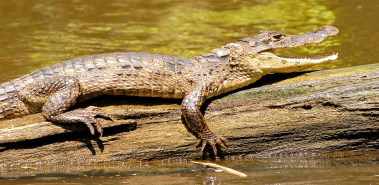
top-left (0, 26), bottom-right (339, 156)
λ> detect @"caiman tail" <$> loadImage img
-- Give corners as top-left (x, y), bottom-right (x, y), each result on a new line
top-left (0, 81), bottom-right (31, 119)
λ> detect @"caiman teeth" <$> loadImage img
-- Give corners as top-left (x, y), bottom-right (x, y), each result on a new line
top-left (277, 52), bottom-right (338, 63)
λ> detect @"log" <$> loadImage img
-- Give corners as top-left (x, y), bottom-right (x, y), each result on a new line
top-left (1, 64), bottom-right (379, 165)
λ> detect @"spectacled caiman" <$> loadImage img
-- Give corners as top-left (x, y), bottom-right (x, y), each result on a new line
top-left (0, 26), bottom-right (339, 156)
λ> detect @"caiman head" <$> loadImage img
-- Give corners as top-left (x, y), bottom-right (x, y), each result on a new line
top-left (212, 26), bottom-right (339, 74)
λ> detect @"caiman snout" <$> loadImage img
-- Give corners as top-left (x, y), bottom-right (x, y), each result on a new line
top-left (282, 26), bottom-right (339, 47)
top-left (238, 26), bottom-right (339, 55)
top-left (318, 26), bottom-right (339, 36)
top-left (246, 26), bottom-right (340, 74)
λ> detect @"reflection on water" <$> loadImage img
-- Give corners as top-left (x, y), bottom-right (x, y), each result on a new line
top-left (1, 150), bottom-right (379, 184)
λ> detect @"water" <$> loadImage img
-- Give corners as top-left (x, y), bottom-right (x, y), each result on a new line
top-left (1, 0), bottom-right (378, 82)
top-left (1, 151), bottom-right (379, 184)
top-left (1, 0), bottom-right (379, 184)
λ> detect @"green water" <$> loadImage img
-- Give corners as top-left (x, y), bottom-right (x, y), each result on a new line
top-left (1, 0), bottom-right (379, 184)
top-left (1, 0), bottom-right (377, 83)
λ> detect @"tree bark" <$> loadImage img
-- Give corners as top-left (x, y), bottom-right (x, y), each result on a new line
top-left (1, 64), bottom-right (379, 165)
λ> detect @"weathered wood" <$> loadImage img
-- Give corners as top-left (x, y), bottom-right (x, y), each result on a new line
top-left (1, 64), bottom-right (379, 165)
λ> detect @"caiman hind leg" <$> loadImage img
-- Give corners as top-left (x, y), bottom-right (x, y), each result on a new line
top-left (181, 79), bottom-right (227, 156)
top-left (19, 76), bottom-right (113, 136)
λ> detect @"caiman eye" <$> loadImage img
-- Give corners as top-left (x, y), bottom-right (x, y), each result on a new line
top-left (272, 33), bottom-right (284, 40)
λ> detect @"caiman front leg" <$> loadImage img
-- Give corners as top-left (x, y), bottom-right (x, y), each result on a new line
top-left (19, 76), bottom-right (113, 136)
top-left (181, 79), bottom-right (227, 156)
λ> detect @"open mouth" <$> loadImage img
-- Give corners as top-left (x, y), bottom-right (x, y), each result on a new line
top-left (267, 51), bottom-right (339, 63)
top-left (258, 25), bottom-right (339, 65)
top-left (264, 45), bottom-right (338, 64)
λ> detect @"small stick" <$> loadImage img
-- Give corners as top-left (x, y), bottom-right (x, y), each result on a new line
top-left (192, 161), bottom-right (247, 178)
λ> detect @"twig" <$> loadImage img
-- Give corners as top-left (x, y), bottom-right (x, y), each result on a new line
top-left (192, 161), bottom-right (247, 178)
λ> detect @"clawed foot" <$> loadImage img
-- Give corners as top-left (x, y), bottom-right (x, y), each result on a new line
top-left (51, 106), bottom-right (114, 137)
top-left (76, 106), bottom-right (114, 137)
top-left (196, 131), bottom-right (227, 157)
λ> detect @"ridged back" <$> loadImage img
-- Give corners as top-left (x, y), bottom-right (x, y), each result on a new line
top-left (0, 80), bottom-right (30, 119)
top-left (0, 52), bottom-right (203, 119)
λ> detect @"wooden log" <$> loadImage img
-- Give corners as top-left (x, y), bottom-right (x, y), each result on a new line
top-left (1, 64), bottom-right (379, 165)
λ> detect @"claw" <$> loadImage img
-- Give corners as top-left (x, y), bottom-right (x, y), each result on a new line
top-left (201, 140), bottom-right (207, 152)
top-left (196, 138), bottom-right (202, 147)
top-left (210, 142), bottom-right (218, 156)
top-left (85, 120), bottom-right (96, 135)
top-left (84, 107), bottom-right (115, 122)
top-left (98, 113), bottom-right (115, 122)
top-left (219, 136), bottom-right (227, 144)
top-left (94, 119), bottom-right (104, 137)
top-left (82, 107), bottom-right (113, 137)
top-left (216, 137), bottom-right (227, 149)
top-left (196, 131), bottom-right (227, 157)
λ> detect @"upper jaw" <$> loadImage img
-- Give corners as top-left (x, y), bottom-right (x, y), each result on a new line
top-left (245, 26), bottom-right (339, 54)
top-left (277, 26), bottom-right (339, 47)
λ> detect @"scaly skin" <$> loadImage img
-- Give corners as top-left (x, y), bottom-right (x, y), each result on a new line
top-left (0, 26), bottom-right (339, 156)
